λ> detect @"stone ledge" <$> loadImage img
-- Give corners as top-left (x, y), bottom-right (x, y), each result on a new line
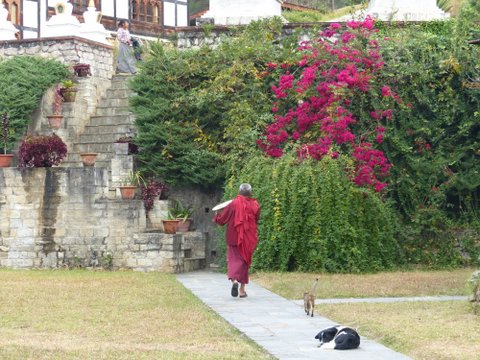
top-left (0, 36), bottom-right (113, 50)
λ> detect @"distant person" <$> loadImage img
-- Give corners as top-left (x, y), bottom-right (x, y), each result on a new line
top-left (214, 183), bottom-right (260, 298)
top-left (131, 36), bottom-right (142, 61)
top-left (116, 20), bottom-right (137, 74)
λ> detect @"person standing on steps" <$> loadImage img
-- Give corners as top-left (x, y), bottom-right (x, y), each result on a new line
top-left (116, 20), bottom-right (137, 75)
top-left (214, 183), bottom-right (260, 298)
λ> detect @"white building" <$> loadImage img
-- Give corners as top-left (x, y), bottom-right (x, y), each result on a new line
top-left (366, 0), bottom-right (449, 21)
top-left (2, 0), bottom-right (188, 39)
top-left (201, 0), bottom-right (283, 25)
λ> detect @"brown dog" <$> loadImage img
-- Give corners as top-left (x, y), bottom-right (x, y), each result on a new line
top-left (304, 278), bottom-right (318, 317)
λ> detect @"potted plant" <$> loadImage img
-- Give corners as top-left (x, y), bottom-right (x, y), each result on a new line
top-left (18, 134), bottom-right (67, 167)
top-left (119, 170), bottom-right (145, 200)
top-left (140, 179), bottom-right (166, 215)
top-left (47, 86), bottom-right (64, 129)
top-left (59, 80), bottom-right (77, 103)
top-left (162, 211), bottom-right (180, 234)
top-left (80, 152), bottom-right (97, 166)
top-left (114, 135), bottom-right (138, 155)
top-left (0, 112), bottom-right (14, 167)
top-left (170, 199), bottom-right (194, 232)
top-left (73, 63), bottom-right (91, 77)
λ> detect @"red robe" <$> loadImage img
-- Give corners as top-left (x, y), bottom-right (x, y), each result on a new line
top-left (214, 195), bottom-right (260, 284)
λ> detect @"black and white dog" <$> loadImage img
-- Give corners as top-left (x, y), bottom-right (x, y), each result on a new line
top-left (315, 326), bottom-right (360, 350)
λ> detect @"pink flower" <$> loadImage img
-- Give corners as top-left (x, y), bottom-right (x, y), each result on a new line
top-left (267, 62), bottom-right (277, 69)
top-left (381, 85), bottom-right (392, 97)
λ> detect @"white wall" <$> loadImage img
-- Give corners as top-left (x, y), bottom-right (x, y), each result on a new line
top-left (23, 0), bottom-right (38, 28)
top-left (101, 0), bottom-right (115, 17)
top-left (177, 2), bottom-right (188, 27)
top-left (202, 0), bottom-right (282, 25)
top-left (164, 1), bottom-right (175, 26)
top-left (367, 0), bottom-right (449, 21)
top-left (208, 0), bottom-right (282, 17)
top-left (164, 0), bottom-right (188, 27)
top-left (115, 0), bottom-right (129, 19)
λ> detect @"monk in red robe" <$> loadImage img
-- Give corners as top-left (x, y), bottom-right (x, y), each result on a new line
top-left (214, 183), bottom-right (260, 298)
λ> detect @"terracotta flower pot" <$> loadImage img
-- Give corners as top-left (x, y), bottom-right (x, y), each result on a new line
top-left (0, 154), bottom-right (14, 167)
top-left (80, 153), bottom-right (97, 166)
top-left (176, 219), bottom-right (191, 232)
top-left (119, 185), bottom-right (137, 200)
top-left (162, 219), bottom-right (180, 234)
top-left (47, 114), bottom-right (64, 129)
top-left (62, 89), bottom-right (77, 103)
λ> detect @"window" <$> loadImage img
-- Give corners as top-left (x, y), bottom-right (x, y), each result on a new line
top-left (3, 0), bottom-right (20, 25)
top-left (146, 3), bottom-right (152, 22)
top-left (139, 1), bottom-right (145, 21)
top-left (72, 0), bottom-right (100, 13)
top-left (153, 5), bottom-right (159, 24)
top-left (130, 0), bottom-right (162, 24)
top-left (131, 0), bottom-right (137, 20)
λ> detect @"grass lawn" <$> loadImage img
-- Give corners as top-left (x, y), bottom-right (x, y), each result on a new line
top-left (250, 268), bottom-right (474, 299)
top-left (320, 301), bottom-right (480, 360)
top-left (252, 268), bottom-right (479, 360)
top-left (0, 270), bottom-right (273, 360)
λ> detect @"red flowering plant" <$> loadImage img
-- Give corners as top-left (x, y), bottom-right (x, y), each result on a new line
top-left (257, 17), bottom-right (403, 192)
top-left (18, 134), bottom-right (67, 167)
top-left (141, 180), bottom-right (166, 214)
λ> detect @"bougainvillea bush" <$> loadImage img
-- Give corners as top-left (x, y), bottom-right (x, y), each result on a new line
top-left (18, 134), bottom-right (67, 167)
top-left (258, 17), bottom-right (403, 193)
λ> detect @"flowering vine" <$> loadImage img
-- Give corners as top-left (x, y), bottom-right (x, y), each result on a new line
top-left (258, 17), bottom-right (402, 192)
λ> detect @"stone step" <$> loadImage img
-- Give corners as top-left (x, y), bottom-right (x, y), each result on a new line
top-left (105, 88), bottom-right (135, 99)
top-left (95, 106), bottom-right (132, 116)
top-left (83, 124), bottom-right (135, 135)
top-left (111, 76), bottom-right (133, 89)
top-left (78, 133), bottom-right (128, 143)
top-left (89, 114), bottom-right (134, 126)
top-left (67, 152), bottom-right (114, 163)
top-left (61, 160), bottom-right (112, 168)
top-left (73, 142), bottom-right (116, 153)
top-left (96, 98), bottom-right (130, 108)
top-left (183, 257), bottom-right (207, 272)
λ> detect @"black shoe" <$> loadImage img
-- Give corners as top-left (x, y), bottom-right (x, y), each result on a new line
top-left (231, 282), bottom-right (239, 297)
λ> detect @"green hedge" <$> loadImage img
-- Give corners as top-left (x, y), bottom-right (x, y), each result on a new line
top-left (0, 56), bottom-right (69, 151)
top-left (220, 154), bottom-right (403, 273)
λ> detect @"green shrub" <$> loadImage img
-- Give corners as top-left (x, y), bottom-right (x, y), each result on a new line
top-left (0, 56), bottom-right (69, 151)
top-left (219, 153), bottom-right (403, 273)
top-left (130, 18), bottom-right (297, 188)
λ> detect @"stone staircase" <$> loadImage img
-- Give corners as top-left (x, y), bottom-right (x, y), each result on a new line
top-left (62, 75), bottom-right (136, 168)
top-left (56, 74), bottom-right (208, 273)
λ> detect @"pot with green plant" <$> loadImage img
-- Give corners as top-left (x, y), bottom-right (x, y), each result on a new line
top-left (0, 112), bottom-right (14, 167)
top-left (170, 199), bottom-right (194, 232)
top-left (119, 170), bottom-right (145, 200)
top-left (162, 210), bottom-right (180, 234)
top-left (47, 86), bottom-right (64, 129)
top-left (59, 80), bottom-right (77, 103)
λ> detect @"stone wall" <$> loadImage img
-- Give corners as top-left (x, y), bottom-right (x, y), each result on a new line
top-left (0, 36), bottom-right (114, 80)
top-left (175, 23), bottom-right (317, 49)
top-left (0, 168), bottom-right (207, 272)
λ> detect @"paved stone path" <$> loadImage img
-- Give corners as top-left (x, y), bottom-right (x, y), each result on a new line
top-left (177, 271), bottom-right (414, 360)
